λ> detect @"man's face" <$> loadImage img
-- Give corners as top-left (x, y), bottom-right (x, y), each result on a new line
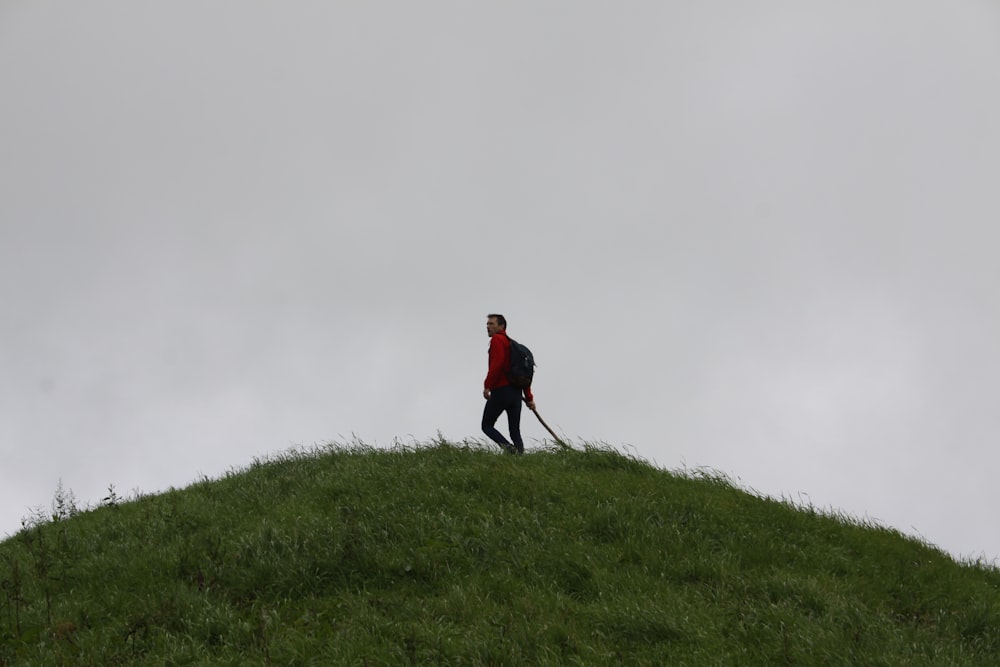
top-left (486, 317), bottom-right (503, 337)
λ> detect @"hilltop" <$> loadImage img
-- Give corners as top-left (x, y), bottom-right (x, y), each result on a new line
top-left (1, 440), bottom-right (999, 665)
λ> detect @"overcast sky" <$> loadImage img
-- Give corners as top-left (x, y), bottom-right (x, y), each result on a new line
top-left (2, 2), bottom-right (999, 562)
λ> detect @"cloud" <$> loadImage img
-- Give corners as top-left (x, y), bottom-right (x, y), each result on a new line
top-left (2, 1), bottom-right (1000, 563)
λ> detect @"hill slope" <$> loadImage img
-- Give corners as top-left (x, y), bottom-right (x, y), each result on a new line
top-left (2, 441), bottom-right (999, 665)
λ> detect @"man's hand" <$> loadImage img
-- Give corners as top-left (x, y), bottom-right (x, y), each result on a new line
top-left (526, 400), bottom-right (536, 410)
top-left (483, 388), bottom-right (491, 400)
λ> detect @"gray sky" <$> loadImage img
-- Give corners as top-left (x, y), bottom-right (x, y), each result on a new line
top-left (3, 2), bottom-right (999, 561)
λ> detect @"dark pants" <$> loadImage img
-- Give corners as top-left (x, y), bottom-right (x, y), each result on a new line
top-left (482, 385), bottom-right (524, 454)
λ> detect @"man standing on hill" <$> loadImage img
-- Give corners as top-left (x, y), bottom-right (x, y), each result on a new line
top-left (482, 313), bottom-right (535, 455)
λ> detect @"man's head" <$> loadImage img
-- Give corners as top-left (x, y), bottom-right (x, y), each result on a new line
top-left (486, 313), bottom-right (506, 337)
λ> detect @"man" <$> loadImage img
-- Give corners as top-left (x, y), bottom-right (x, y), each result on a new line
top-left (482, 313), bottom-right (535, 454)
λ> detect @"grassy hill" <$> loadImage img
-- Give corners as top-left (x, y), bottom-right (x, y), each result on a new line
top-left (2, 440), bottom-right (999, 666)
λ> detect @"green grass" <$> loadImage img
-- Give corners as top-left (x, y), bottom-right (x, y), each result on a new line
top-left (2, 439), bottom-right (1000, 665)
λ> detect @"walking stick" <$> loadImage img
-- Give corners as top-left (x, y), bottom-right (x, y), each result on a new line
top-left (530, 406), bottom-right (571, 450)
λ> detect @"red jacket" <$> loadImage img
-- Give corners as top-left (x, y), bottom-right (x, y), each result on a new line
top-left (485, 331), bottom-right (534, 402)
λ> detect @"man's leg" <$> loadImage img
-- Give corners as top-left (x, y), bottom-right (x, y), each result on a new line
top-left (504, 387), bottom-right (525, 454)
top-left (482, 393), bottom-right (515, 453)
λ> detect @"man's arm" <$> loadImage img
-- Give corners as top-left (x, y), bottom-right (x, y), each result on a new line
top-left (484, 335), bottom-right (507, 391)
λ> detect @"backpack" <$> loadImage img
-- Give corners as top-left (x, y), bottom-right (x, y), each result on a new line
top-left (506, 337), bottom-right (535, 388)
